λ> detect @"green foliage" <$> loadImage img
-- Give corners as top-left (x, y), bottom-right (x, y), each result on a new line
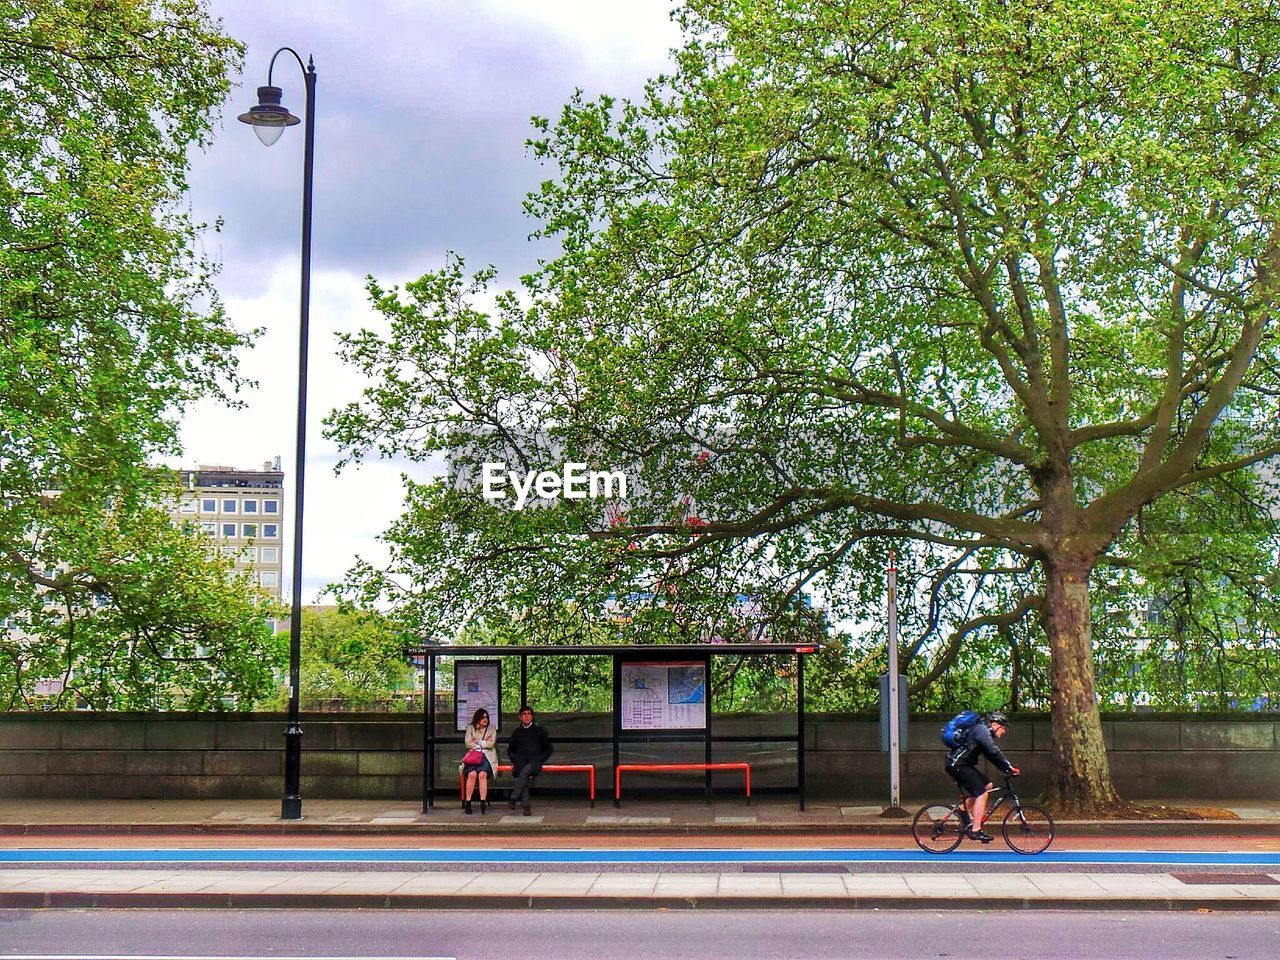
top-left (272, 606), bottom-right (416, 711)
top-left (711, 654), bottom-right (798, 712)
top-left (0, 494), bottom-right (286, 709)
top-left (1089, 474), bottom-right (1280, 710)
top-left (326, 1), bottom-right (1280, 782)
top-left (0, 2), bottom-right (275, 708)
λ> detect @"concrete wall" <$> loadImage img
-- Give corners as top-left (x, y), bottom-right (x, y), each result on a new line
top-left (0, 712), bottom-right (1276, 800)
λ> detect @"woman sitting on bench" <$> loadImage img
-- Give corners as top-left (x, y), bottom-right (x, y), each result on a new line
top-left (460, 708), bottom-right (497, 814)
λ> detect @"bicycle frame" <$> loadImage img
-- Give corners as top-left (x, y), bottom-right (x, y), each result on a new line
top-left (952, 776), bottom-right (1024, 825)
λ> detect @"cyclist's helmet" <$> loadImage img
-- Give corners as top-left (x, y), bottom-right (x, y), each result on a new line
top-left (984, 710), bottom-right (1009, 726)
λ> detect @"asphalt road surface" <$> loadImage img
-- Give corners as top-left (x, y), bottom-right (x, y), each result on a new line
top-left (0, 909), bottom-right (1277, 960)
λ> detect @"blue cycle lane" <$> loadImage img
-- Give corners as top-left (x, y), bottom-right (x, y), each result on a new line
top-left (5, 848), bottom-right (1279, 867)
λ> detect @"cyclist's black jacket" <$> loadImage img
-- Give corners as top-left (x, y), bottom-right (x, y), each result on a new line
top-left (945, 721), bottom-right (1015, 774)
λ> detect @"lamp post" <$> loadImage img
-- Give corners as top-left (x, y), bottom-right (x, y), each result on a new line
top-left (238, 48), bottom-right (316, 821)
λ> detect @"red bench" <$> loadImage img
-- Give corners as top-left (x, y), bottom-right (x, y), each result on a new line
top-left (613, 762), bottom-right (751, 804)
top-left (458, 763), bottom-right (596, 806)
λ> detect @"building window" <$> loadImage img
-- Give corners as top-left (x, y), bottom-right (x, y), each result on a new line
top-left (242, 523), bottom-right (257, 538)
top-left (242, 499), bottom-right (258, 514)
top-left (221, 523), bottom-right (236, 538)
top-left (178, 498), bottom-right (197, 514)
top-left (200, 522), bottom-right (216, 536)
top-left (260, 547), bottom-right (279, 563)
top-left (240, 547), bottom-right (256, 563)
top-left (220, 545), bottom-right (238, 557)
top-left (201, 498), bottom-right (217, 513)
top-left (222, 498), bottom-right (237, 513)
top-left (260, 571), bottom-right (278, 589)
top-left (263, 499), bottom-right (279, 514)
top-left (262, 523), bottom-right (279, 539)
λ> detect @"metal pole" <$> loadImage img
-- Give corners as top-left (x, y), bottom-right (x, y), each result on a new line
top-left (427, 653), bottom-right (436, 808)
top-left (703, 653), bottom-right (712, 804)
top-left (421, 653), bottom-right (429, 813)
top-left (887, 550), bottom-right (901, 811)
top-left (796, 651), bottom-right (807, 810)
top-left (281, 58), bottom-right (317, 822)
top-left (612, 654), bottom-right (621, 809)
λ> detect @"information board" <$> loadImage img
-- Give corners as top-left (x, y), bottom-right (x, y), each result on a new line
top-left (620, 661), bottom-right (706, 730)
top-left (455, 660), bottom-right (501, 732)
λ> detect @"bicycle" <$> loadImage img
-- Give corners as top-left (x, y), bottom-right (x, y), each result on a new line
top-left (911, 774), bottom-right (1055, 855)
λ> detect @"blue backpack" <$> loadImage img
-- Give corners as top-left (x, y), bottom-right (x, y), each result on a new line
top-left (940, 710), bottom-right (982, 748)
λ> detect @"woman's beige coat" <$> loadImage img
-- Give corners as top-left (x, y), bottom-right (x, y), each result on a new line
top-left (459, 721), bottom-right (499, 778)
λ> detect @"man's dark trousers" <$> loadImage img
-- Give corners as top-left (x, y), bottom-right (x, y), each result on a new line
top-left (509, 762), bottom-right (539, 806)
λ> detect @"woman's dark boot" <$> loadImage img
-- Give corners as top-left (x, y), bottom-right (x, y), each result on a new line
top-left (480, 799), bottom-right (489, 815)
top-left (464, 800), bottom-right (473, 815)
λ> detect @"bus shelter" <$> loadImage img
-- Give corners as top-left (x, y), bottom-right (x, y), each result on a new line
top-left (403, 643), bottom-right (819, 812)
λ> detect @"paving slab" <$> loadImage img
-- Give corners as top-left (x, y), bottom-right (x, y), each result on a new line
top-left (654, 874), bottom-right (719, 896)
top-left (0, 866), bottom-right (1277, 910)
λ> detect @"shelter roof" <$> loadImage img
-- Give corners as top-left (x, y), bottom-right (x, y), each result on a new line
top-left (403, 643), bottom-right (818, 658)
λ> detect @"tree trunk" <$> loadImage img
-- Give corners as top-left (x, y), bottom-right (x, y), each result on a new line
top-left (1041, 555), bottom-right (1120, 814)
top-left (1004, 624), bottom-right (1021, 713)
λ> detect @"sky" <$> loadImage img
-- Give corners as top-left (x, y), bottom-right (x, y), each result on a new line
top-left (176, 1), bottom-right (683, 603)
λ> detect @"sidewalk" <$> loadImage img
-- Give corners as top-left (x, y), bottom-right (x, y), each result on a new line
top-left (0, 865), bottom-right (1277, 911)
top-left (2, 798), bottom-right (1277, 911)
top-left (1, 797), bottom-right (1277, 835)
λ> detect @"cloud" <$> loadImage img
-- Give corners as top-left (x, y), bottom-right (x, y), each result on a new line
top-left (176, 1), bottom-right (680, 601)
top-left (190, 0), bottom-right (681, 289)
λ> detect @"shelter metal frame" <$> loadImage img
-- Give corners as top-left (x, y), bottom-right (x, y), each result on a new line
top-left (403, 643), bottom-right (817, 812)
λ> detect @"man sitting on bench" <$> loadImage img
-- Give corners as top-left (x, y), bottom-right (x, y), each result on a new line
top-left (507, 704), bottom-right (553, 816)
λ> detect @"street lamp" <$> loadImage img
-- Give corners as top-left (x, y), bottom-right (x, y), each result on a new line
top-left (239, 48), bottom-right (316, 821)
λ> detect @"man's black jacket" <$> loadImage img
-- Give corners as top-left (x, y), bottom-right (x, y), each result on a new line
top-left (507, 722), bottom-right (554, 776)
top-left (945, 721), bottom-right (1014, 774)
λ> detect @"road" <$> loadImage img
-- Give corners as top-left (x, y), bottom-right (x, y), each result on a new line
top-left (0, 908), bottom-right (1276, 959)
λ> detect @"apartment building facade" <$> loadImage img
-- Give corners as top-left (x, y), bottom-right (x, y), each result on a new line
top-left (174, 461), bottom-right (285, 600)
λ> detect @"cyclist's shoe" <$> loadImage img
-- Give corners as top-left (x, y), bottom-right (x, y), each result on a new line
top-left (967, 828), bottom-right (994, 843)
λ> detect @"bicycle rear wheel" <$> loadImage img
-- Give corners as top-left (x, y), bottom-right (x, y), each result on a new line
top-left (912, 803), bottom-right (965, 854)
top-left (1002, 803), bottom-right (1054, 854)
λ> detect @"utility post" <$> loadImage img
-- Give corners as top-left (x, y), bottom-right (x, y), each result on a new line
top-left (887, 550), bottom-right (901, 810)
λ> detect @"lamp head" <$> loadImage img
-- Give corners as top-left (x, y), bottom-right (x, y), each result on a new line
top-left (237, 85), bottom-right (300, 146)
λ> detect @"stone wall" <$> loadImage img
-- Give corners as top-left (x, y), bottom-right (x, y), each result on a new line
top-left (808, 714), bottom-right (1280, 801)
top-left (0, 712), bottom-right (1276, 800)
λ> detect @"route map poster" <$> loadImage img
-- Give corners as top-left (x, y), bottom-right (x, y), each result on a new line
top-left (455, 660), bottom-right (501, 732)
top-left (620, 661), bottom-right (706, 730)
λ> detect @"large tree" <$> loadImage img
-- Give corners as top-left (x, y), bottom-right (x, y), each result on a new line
top-left (0, 1), bottom-right (272, 704)
top-left (328, 1), bottom-right (1280, 812)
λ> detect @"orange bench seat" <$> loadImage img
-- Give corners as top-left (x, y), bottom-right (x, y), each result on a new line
top-left (458, 762), bottom-right (596, 806)
top-left (613, 762), bottom-right (751, 804)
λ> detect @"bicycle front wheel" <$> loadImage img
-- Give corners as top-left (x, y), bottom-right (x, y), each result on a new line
top-left (912, 803), bottom-right (965, 854)
top-left (1002, 803), bottom-right (1055, 854)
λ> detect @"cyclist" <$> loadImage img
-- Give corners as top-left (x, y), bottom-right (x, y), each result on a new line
top-left (944, 710), bottom-right (1020, 842)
